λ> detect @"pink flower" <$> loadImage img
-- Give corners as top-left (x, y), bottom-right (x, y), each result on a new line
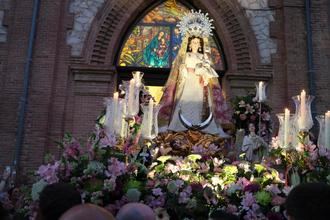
top-left (192, 145), bottom-right (206, 155)
top-left (271, 195), bottom-right (286, 206)
top-left (226, 204), bottom-right (238, 214)
top-left (178, 186), bottom-right (192, 204)
top-left (105, 158), bottom-right (127, 177)
top-left (146, 195), bottom-right (165, 208)
top-left (275, 158), bottom-right (282, 165)
top-left (241, 192), bottom-right (256, 210)
top-left (198, 162), bottom-right (209, 173)
top-left (237, 177), bottom-right (251, 188)
top-left (208, 143), bottom-right (220, 154)
top-left (100, 134), bottom-right (117, 148)
top-left (152, 188), bottom-right (163, 197)
top-left (244, 208), bottom-right (266, 220)
top-left (265, 184), bottom-right (281, 195)
top-left (37, 161), bottom-right (60, 184)
top-left (165, 163), bottom-right (179, 173)
top-left (63, 162), bottom-right (73, 178)
top-left (271, 137), bottom-right (281, 149)
top-left (318, 146), bottom-right (330, 159)
top-left (63, 140), bottom-right (81, 159)
top-left (231, 161), bottom-right (241, 165)
top-left (146, 179), bottom-right (156, 188)
top-left (309, 150), bottom-right (318, 161)
top-left (244, 183), bottom-right (260, 193)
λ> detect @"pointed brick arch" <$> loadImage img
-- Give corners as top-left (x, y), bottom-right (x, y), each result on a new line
top-left (83, 0), bottom-right (260, 73)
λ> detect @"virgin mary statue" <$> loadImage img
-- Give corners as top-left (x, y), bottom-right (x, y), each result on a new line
top-left (158, 10), bottom-right (232, 137)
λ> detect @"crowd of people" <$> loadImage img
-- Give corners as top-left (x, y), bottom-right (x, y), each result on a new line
top-left (1, 167), bottom-right (330, 220)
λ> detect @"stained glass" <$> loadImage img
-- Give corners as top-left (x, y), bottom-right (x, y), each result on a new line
top-left (118, 0), bottom-right (225, 70)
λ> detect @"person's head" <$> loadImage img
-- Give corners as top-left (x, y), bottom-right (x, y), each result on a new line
top-left (285, 182), bottom-right (330, 220)
top-left (187, 36), bottom-right (204, 54)
top-left (248, 123), bottom-right (256, 133)
top-left (0, 205), bottom-right (10, 220)
top-left (209, 210), bottom-right (239, 220)
top-left (158, 31), bottom-right (165, 38)
top-left (59, 204), bottom-right (115, 220)
top-left (38, 183), bottom-right (82, 220)
top-left (116, 202), bottom-right (156, 220)
top-left (8, 187), bottom-right (20, 200)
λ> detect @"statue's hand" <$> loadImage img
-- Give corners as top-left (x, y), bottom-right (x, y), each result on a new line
top-left (179, 64), bottom-right (188, 81)
top-left (203, 76), bottom-right (209, 86)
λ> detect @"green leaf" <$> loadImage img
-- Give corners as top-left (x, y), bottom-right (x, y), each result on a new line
top-left (157, 156), bottom-right (172, 163)
top-left (187, 154), bottom-right (202, 162)
top-left (254, 164), bottom-right (266, 174)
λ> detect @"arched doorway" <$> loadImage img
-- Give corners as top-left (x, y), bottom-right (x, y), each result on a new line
top-left (115, 0), bottom-right (227, 102)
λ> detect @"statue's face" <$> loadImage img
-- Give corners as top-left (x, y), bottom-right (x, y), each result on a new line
top-left (190, 38), bottom-right (200, 53)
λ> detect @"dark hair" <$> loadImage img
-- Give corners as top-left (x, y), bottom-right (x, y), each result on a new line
top-left (209, 210), bottom-right (239, 220)
top-left (285, 182), bottom-right (330, 220)
top-left (0, 205), bottom-right (10, 220)
top-left (187, 36), bottom-right (204, 54)
top-left (38, 183), bottom-right (82, 220)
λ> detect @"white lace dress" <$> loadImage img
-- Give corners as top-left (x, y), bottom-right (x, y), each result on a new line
top-left (168, 52), bottom-right (227, 137)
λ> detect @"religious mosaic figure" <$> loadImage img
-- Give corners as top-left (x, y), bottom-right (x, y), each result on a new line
top-left (158, 10), bottom-right (231, 137)
top-left (172, 27), bottom-right (182, 60)
top-left (143, 31), bottom-right (169, 67)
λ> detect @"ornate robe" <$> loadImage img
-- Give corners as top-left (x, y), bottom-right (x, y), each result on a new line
top-left (158, 51), bottom-right (232, 137)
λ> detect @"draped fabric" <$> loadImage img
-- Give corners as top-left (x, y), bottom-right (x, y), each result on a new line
top-left (158, 36), bottom-right (232, 134)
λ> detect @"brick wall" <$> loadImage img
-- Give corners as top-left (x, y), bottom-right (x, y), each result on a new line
top-left (0, 0), bottom-right (34, 173)
top-left (311, 0), bottom-right (330, 115)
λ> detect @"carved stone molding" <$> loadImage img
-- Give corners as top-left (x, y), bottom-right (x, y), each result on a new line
top-left (69, 65), bottom-right (117, 95)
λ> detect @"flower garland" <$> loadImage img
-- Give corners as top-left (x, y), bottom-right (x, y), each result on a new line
top-left (231, 94), bottom-right (273, 143)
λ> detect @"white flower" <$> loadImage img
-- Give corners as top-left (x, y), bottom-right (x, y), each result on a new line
top-left (238, 162), bottom-right (251, 173)
top-left (31, 179), bottom-right (48, 201)
top-left (238, 100), bottom-right (246, 107)
top-left (211, 176), bottom-right (223, 187)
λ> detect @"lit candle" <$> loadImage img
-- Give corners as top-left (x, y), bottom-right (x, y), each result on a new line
top-left (128, 79), bottom-right (135, 115)
top-left (113, 92), bottom-right (119, 101)
top-left (120, 100), bottom-right (127, 138)
top-left (258, 81), bottom-right (263, 102)
top-left (325, 111), bottom-right (330, 149)
top-left (148, 99), bottom-right (154, 138)
top-left (136, 71), bottom-right (140, 83)
top-left (133, 71), bottom-right (142, 87)
top-left (113, 92), bottom-right (119, 134)
top-left (284, 108), bottom-right (290, 148)
top-left (300, 90), bottom-right (306, 130)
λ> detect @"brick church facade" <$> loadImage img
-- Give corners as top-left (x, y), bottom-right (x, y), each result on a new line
top-left (0, 0), bottom-right (329, 178)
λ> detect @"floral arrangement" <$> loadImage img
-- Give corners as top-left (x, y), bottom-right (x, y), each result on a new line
top-left (269, 133), bottom-right (330, 185)
top-left (231, 94), bottom-right (273, 143)
top-left (8, 91), bottom-right (330, 220)
top-left (23, 130), bottom-right (290, 220)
